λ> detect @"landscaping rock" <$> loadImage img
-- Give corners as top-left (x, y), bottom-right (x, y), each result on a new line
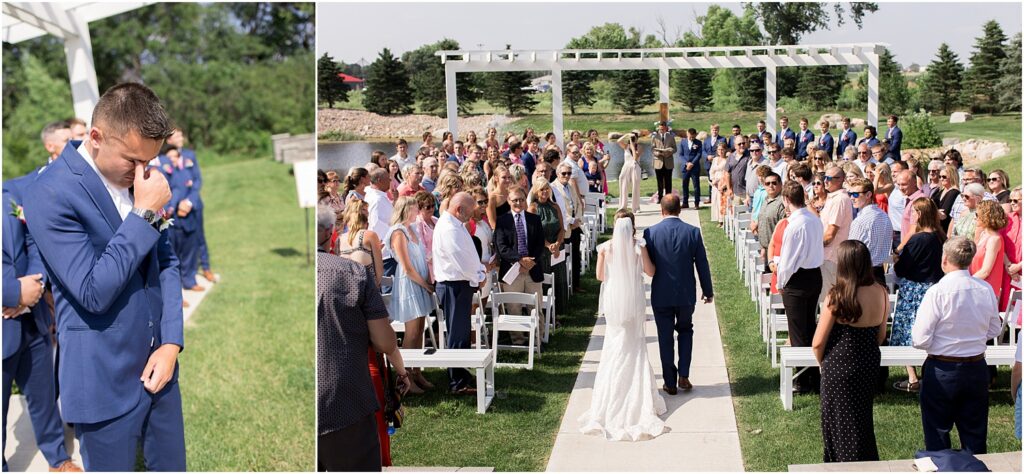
top-left (905, 139), bottom-right (1011, 165)
top-left (942, 137), bottom-right (961, 146)
top-left (318, 109), bottom-right (520, 139)
top-left (819, 113), bottom-right (844, 126)
top-left (850, 118), bottom-right (867, 129)
top-left (949, 111), bottom-right (973, 123)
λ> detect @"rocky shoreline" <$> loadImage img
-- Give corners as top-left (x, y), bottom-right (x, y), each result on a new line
top-left (318, 109), bottom-right (520, 140)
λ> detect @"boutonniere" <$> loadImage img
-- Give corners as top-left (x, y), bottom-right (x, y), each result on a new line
top-left (157, 208), bottom-right (174, 232)
top-left (185, 159), bottom-right (194, 168)
top-left (162, 164), bottom-right (173, 174)
top-left (185, 179), bottom-right (193, 188)
top-left (9, 199), bottom-right (25, 224)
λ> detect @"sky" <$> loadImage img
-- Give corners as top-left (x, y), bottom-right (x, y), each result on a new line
top-left (319, 1), bottom-right (1022, 68)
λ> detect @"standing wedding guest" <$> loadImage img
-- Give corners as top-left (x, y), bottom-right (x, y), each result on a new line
top-left (159, 145), bottom-right (204, 293)
top-left (421, 158), bottom-right (440, 193)
top-left (765, 142), bottom-right (788, 180)
top-left (795, 118), bottom-right (814, 160)
top-left (873, 163), bottom-right (894, 212)
top-left (495, 186), bottom-right (545, 343)
top-left (433, 193), bottom-right (487, 394)
top-left (820, 166), bottom-right (854, 300)
top-left (813, 240), bottom-right (888, 463)
top-left (412, 191), bottom-right (438, 279)
top-left (397, 164), bottom-right (424, 198)
top-left (24, 83), bottom-right (184, 471)
top-left (555, 162), bottom-right (586, 293)
top-left (772, 181), bottom-right (825, 393)
top-left (2, 179), bottom-right (81, 472)
top-left (652, 122), bottom-right (677, 205)
top-left (970, 200), bottom-right (1007, 302)
top-left (790, 162), bottom-right (814, 198)
top-left (529, 179), bottom-right (567, 314)
top-left (336, 200), bottom-right (384, 287)
top-left (345, 167), bottom-right (371, 202)
top-left (912, 237), bottom-right (1002, 454)
top-left (949, 183), bottom-right (985, 239)
top-left (1000, 187), bottom-right (1022, 312)
top-left (858, 125), bottom-right (880, 148)
top-left (848, 179), bottom-right (893, 283)
top-left (391, 138), bottom-right (415, 170)
top-left (710, 142), bottom-right (730, 225)
top-left (932, 165), bottom-right (960, 231)
top-left (724, 138), bottom-right (752, 207)
top-left (487, 165), bottom-right (513, 225)
top-left (385, 197), bottom-right (435, 393)
top-left (810, 172), bottom-right (829, 215)
top-left (926, 159), bottom-right (944, 197)
top-left (469, 187), bottom-right (497, 271)
top-left (366, 168), bottom-right (396, 284)
top-left (896, 170), bottom-right (928, 249)
top-left (818, 120), bottom-right (835, 160)
top-left (836, 117), bottom-right (857, 158)
top-left (988, 169), bottom-right (1012, 203)
top-left (775, 116), bottom-right (796, 149)
top-left (754, 172), bottom-right (786, 263)
top-left (319, 170), bottom-right (346, 218)
top-left (884, 115), bottom-right (902, 162)
top-left (703, 123), bottom-right (727, 178)
top-left (386, 160), bottom-right (403, 201)
top-left (618, 130), bottom-right (642, 213)
top-left (510, 163), bottom-right (529, 192)
top-left (891, 198), bottom-right (946, 392)
top-left (434, 171), bottom-right (464, 215)
top-left (318, 207), bottom-right (409, 472)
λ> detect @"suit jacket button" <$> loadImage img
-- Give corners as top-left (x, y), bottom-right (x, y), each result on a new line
top-left (149, 321), bottom-right (154, 328)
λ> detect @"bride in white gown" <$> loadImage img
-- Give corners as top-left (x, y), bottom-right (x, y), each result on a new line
top-left (578, 211), bottom-right (668, 441)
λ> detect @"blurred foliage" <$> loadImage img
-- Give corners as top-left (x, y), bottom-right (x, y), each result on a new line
top-left (3, 3), bottom-right (314, 179)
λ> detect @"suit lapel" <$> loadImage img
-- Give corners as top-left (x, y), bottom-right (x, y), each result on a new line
top-left (62, 144), bottom-right (124, 234)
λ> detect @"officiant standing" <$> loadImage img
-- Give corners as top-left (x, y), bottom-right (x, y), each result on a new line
top-left (24, 83), bottom-right (186, 471)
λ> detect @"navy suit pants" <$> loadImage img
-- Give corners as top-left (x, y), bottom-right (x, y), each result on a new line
top-left (75, 382), bottom-right (186, 471)
top-left (172, 227), bottom-right (200, 289)
top-left (920, 358), bottom-right (989, 454)
top-left (438, 281), bottom-right (473, 390)
top-left (652, 304), bottom-right (695, 387)
top-left (2, 324), bottom-right (68, 470)
top-left (196, 207), bottom-right (211, 271)
top-left (681, 166), bottom-right (701, 206)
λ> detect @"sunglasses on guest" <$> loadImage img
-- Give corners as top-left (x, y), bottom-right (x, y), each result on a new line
top-left (848, 191), bottom-right (864, 199)
top-left (988, 177), bottom-right (1001, 182)
top-left (559, 171), bottom-right (572, 176)
top-left (939, 175), bottom-right (949, 180)
top-left (813, 181), bottom-right (823, 186)
top-left (764, 180), bottom-right (780, 186)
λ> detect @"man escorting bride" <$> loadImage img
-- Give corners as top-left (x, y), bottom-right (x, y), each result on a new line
top-left (578, 195), bottom-right (714, 442)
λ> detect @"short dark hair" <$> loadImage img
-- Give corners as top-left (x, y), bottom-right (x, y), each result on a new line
top-left (509, 142), bottom-right (522, 153)
top-left (397, 138), bottom-right (408, 146)
top-left (542, 149), bottom-right (561, 163)
top-left (91, 82), bottom-right (174, 140)
top-left (791, 163), bottom-right (812, 181)
top-left (781, 147), bottom-right (795, 158)
top-left (888, 114), bottom-right (899, 123)
top-left (687, 128), bottom-right (697, 136)
top-left (782, 181), bottom-right (805, 207)
top-left (661, 194), bottom-right (681, 215)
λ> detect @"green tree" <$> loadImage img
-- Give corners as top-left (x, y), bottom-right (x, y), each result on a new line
top-left (562, 71), bottom-right (597, 114)
top-left (2, 55), bottom-right (74, 179)
top-left (997, 33), bottom-right (1022, 112)
top-left (919, 43), bottom-right (965, 115)
top-left (899, 112), bottom-right (942, 149)
top-left (318, 52), bottom-right (347, 108)
top-left (796, 64), bottom-right (847, 110)
top-left (966, 20), bottom-right (1008, 113)
top-left (671, 34), bottom-right (713, 112)
top-left (563, 23), bottom-right (658, 115)
top-left (402, 39), bottom-right (479, 116)
top-left (612, 69), bottom-right (657, 114)
top-left (482, 69), bottom-right (538, 116)
top-left (856, 48), bottom-right (910, 116)
top-left (743, 2), bottom-right (879, 45)
top-left (690, 6), bottom-right (764, 111)
top-left (363, 48), bottom-right (414, 115)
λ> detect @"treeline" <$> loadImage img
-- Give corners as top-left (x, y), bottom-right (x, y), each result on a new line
top-left (3, 3), bottom-right (315, 179)
top-left (319, 4), bottom-right (1020, 120)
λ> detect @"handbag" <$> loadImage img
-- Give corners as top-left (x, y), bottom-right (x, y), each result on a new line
top-left (380, 354), bottom-right (405, 431)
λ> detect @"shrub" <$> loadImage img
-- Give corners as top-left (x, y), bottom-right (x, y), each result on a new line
top-left (900, 112), bottom-right (942, 149)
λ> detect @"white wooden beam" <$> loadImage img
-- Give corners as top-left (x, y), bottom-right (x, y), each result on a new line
top-left (64, 14), bottom-right (100, 122)
top-left (445, 68), bottom-right (458, 140)
top-left (551, 68), bottom-right (563, 149)
top-left (867, 52), bottom-right (880, 127)
top-left (658, 63), bottom-right (670, 104)
top-left (766, 64), bottom-right (777, 138)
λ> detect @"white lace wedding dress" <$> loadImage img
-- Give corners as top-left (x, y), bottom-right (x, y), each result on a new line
top-left (578, 218), bottom-right (668, 441)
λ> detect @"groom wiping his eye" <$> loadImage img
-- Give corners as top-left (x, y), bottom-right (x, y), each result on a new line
top-left (642, 195), bottom-right (714, 395)
top-left (24, 83), bottom-right (186, 471)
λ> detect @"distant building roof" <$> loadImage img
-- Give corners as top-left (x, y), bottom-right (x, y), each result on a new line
top-left (337, 73), bottom-right (364, 83)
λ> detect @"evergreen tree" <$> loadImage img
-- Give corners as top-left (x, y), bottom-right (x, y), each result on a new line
top-left (857, 48), bottom-right (910, 116)
top-left (363, 48), bottom-right (414, 115)
top-left (482, 70), bottom-right (538, 116)
top-left (997, 32), bottom-right (1022, 113)
top-left (966, 20), bottom-right (1008, 113)
top-left (920, 43), bottom-right (965, 115)
top-left (563, 71), bottom-right (597, 114)
top-left (672, 68), bottom-right (715, 112)
top-left (736, 68), bottom-right (766, 111)
top-left (611, 69), bottom-right (657, 115)
top-left (403, 39), bottom-right (479, 117)
top-left (317, 52), bottom-right (347, 108)
top-left (796, 65), bottom-right (847, 110)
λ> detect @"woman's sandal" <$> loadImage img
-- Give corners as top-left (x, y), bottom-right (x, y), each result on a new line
top-left (893, 380), bottom-right (920, 392)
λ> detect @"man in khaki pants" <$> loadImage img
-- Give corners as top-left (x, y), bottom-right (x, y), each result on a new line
top-left (494, 187), bottom-right (545, 344)
top-left (651, 121), bottom-right (677, 203)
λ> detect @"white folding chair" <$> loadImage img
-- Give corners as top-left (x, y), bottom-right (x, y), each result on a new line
top-left (540, 273), bottom-right (557, 342)
top-left (490, 292), bottom-right (542, 369)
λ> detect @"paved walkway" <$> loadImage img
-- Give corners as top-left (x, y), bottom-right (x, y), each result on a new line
top-left (3, 272), bottom-right (218, 471)
top-left (546, 203), bottom-right (744, 472)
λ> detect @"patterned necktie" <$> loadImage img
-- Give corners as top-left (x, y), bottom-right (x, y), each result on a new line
top-left (515, 213), bottom-right (528, 257)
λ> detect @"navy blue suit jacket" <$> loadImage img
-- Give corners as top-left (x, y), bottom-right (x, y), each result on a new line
top-left (153, 158), bottom-right (200, 233)
top-left (818, 133), bottom-right (835, 160)
top-left (642, 217), bottom-right (713, 308)
top-left (795, 129), bottom-right (814, 159)
top-left (679, 139), bottom-right (703, 168)
top-left (23, 143), bottom-right (183, 424)
top-left (885, 126), bottom-right (902, 160)
top-left (2, 180), bottom-right (51, 359)
top-left (775, 128), bottom-right (796, 149)
top-left (836, 128), bottom-right (857, 157)
top-left (702, 135), bottom-right (727, 168)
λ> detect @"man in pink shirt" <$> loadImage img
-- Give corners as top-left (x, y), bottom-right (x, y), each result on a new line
top-left (819, 165), bottom-right (853, 301)
top-left (897, 169), bottom-right (927, 248)
top-left (396, 164), bottom-right (424, 197)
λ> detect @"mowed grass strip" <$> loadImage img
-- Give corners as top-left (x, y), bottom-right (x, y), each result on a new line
top-left (178, 158), bottom-right (315, 471)
top-left (697, 207), bottom-right (1019, 471)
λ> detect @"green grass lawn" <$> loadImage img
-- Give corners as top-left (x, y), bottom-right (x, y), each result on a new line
top-left (696, 207), bottom-right (1020, 471)
top-left (389, 243), bottom-right (604, 471)
top-left (178, 157), bottom-right (314, 471)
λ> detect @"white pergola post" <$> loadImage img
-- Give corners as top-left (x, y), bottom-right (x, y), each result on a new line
top-left (445, 68), bottom-right (458, 140)
top-left (765, 64), bottom-right (777, 137)
top-left (551, 68), bottom-right (563, 149)
top-left (866, 51), bottom-right (880, 126)
top-left (64, 17), bottom-right (100, 122)
top-left (658, 64), bottom-right (670, 104)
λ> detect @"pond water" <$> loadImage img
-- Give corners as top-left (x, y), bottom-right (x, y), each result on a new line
top-left (317, 140), bottom-right (696, 180)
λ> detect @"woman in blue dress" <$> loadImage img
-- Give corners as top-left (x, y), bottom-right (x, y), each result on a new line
top-left (385, 196), bottom-right (436, 393)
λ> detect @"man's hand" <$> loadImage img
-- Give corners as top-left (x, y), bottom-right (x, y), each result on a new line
top-left (519, 257), bottom-right (536, 271)
top-left (686, 162), bottom-right (694, 171)
top-left (547, 243), bottom-right (560, 255)
top-left (3, 305), bottom-right (26, 319)
top-left (141, 344), bottom-right (180, 394)
top-left (177, 199), bottom-right (193, 217)
top-left (702, 295), bottom-right (714, 304)
top-left (133, 162), bottom-right (171, 212)
top-left (18, 274), bottom-right (44, 307)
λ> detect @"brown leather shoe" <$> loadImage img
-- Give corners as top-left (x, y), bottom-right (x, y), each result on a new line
top-left (182, 300), bottom-right (190, 308)
top-left (678, 377), bottom-right (693, 392)
top-left (450, 386), bottom-right (477, 396)
top-left (49, 460), bottom-right (83, 472)
top-left (202, 269), bottom-right (217, 282)
top-left (188, 284), bottom-right (206, 292)
top-left (662, 384), bottom-right (678, 395)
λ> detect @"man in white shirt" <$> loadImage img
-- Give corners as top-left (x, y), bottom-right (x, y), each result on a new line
top-left (887, 162), bottom-right (907, 251)
top-left (554, 162), bottom-right (586, 293)
top-left (390, 139), bottom-right (415, 170)
top-left (364, 168), bottom-right (395, 283)
top-left (912, 237), bottom-right (1003, 455)
top-left (853, 143), bottom-right (877, 174)
top-left (770, 180), bottom-right (824, 393)
top-left (432, 192), bottom-right (486, 394)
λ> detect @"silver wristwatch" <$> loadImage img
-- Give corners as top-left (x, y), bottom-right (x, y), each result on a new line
top-left (131, 207), bottom-right (161, 230)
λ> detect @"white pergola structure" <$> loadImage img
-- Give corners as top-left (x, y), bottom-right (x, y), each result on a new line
top-left (437, 43), bottom-right (887, 146)
top-left (2, 2), bottom-right (151, 122)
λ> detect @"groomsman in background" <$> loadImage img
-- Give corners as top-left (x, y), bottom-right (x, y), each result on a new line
top-left (41, 120), bottom-right (73, 168)
top-left (702, 123), bottom-right (727, 172)
top-left (156, 145), bottom-right (204, 296)
top-left (679, 128), bottom-right (703, 209)
top-left (166, 129), bottom-right (216, 283)
top-left (795, 118), bottom-right (814, 161)
top-left (67, 117), bottom-right (88, 141)
top-left (753, 120), bottom-right (768, 147)
top-left (818, 120), bottom-right (835, 160)
top-left (775, 116), bottom-right (796, 149)
top-left (884, 115), bottom-right (903, 163)
top-left (727, 124), bottom-right (743, 150)
top-left (3, 179), bottom-right (82, 473)
top-left (836, 117), bottom-right (857, 158)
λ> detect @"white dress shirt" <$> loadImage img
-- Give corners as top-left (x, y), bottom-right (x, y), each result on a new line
top-left (78, 141), bottom-right (133, 220)
top-left (887, 186), bottom-right (906, 231)
top-left (432, 212), bottom-right (485, 286)
top-left (551, 181), bottom-right (574, 231)
top-left (912, 270), bottom-right (1002, 357)
top-left (769, 159), bottom-right (788, 182)
top-left (854, 157), bottom-right (877, 174)
top-left (774, 207), bottom-right (824, 289)
top-left (364, 186), bottom-right (394, 259)
top-left (390, 153), bottom-right (416, 171)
